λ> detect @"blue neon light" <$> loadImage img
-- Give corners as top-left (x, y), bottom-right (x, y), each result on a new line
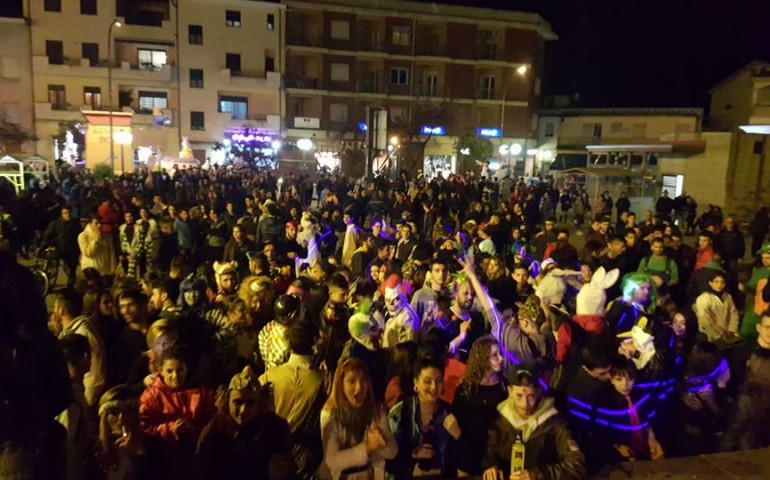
top-left (420, 126), bottom-right (445, 136)
top-left (477, 128), bottom-right (501, 138)
top-left (358, 123), bottom-right (368, 132)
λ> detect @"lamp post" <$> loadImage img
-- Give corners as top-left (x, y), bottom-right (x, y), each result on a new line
top-left (297, 138), bottom-right (313, 166)
top-left (114, 131), bottom-right (133, 174)
top-left (107, 18), bottom-right (122, 171)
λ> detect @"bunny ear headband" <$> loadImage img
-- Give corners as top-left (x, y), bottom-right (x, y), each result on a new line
top-left (591, 267), bottom-right (620, 289)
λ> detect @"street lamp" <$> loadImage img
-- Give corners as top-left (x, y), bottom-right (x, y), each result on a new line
top-left (114, 130), bottom-right (133, 173)
top-left (297, 137), bottom-right (313, 165)
top-left (107, 18), bottom-right (122, 171)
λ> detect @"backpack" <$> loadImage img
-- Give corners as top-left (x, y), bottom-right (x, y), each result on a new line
top-left (640, 255), bottom-right (672, 284)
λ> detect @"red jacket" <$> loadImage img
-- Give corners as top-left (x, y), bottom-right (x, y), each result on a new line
top-left (139, 377), bottom-right (216, 443)
top-left (97, 203), bottom-right (121, 234)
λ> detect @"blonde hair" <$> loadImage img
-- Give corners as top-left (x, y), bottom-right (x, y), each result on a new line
top-left (97, 386), bottom-right (139, 466)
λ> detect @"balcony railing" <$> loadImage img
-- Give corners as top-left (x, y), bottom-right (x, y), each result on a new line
top-left (414, 84), bottom-right (445, 97)
top-left (476, 46), bottom-right (500, 61)
top-left (286, 34), bottom-right (324, 48)
top-left (415, 43), bottom-right (447, 57)
top-left (357, 36), bottom-right (385, 52)
top-left (356, 81), bottom-right (382, 94)
top-left (285, 77), bottom-right (325, 90)
top-left (475, 88), bottom-right (503, 100)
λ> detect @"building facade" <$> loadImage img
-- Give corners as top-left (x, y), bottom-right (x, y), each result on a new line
top-left (707, 62), bottom-right (770, 217)
top-left (26, 0), bottom-right (283, 171)
top-left (179, 0), bottom-right (283, 165)
top-left (538, 108), bottom-right (703, 170)
top-left (0, 14), bottom-right (35, 155)
top-left (282, 0), bottom-right (556, 176)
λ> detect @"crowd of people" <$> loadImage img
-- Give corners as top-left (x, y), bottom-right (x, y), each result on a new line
top-left (1, 165), bottom-right (770, 480)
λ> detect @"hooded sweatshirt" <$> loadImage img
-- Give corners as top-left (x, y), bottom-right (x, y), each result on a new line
top-left (482, 397), bottom-right (586, 480)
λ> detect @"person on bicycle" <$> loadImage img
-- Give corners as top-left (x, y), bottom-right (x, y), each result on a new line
top-left (43, 206), bottom-right (81, 288)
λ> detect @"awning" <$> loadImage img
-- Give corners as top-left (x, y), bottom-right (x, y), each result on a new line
top-left (586, 140), bottom-right (706, 155)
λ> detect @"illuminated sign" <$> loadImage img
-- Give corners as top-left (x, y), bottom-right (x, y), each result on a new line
top-left (420, 126), bottom-right (445, 136)
top-left (477, 128), bottom-right (501, 138)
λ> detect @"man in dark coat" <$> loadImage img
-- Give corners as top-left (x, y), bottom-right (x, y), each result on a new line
top-left (43, 206), bottom-right (81, 287)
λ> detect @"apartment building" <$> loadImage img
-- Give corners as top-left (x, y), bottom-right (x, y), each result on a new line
top-left (709, 61), bottom-right (770, 131)
top-left (180, 0), bottom-right (283, 164)
top-left (28, 0), bottom-right (179, 171)
top-left (27, 0), bottom-right (283, 171)
top-left (0, 14), bottom-right (34, 154)
top-left (283, 0), bottom-right (556, 175)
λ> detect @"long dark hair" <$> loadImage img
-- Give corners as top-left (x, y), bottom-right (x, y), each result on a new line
top-left (457, 335), bottom-right (501, 397)
top-left (387, 341), bottom-right (418, 398)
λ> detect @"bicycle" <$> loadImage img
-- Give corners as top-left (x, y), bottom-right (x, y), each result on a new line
top-left (29, 246), bottom-right (60, 297)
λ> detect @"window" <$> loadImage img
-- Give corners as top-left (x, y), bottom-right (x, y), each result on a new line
top-left (138, 91), bottom-right (168, 111)
top-left (593, 123), bottom-right (602, 138)
top-left (330, 63), bottom-right (350, 82)
top-left (267, 14), bottom-right (275, 31)
top-left (422, 72), bottom-right (438, 96)
top-left (82, 43), bottom-right (99, 66)
top-left (265, 49), bottom-right (275, 72)
top-left (44, 0), bottom-right (61, 12)
top-left (330, 103), bottom-right (349, 122)
top-left (190, 69), bottom-right (204, 88)
top-left (48, 85), bottom-right (66, 109)
top-left (480, 75), bottom-right (496, 98)
top-left (330, 20), bottom-right (350, 40)
top-left (80, 0), bottom-right (96, 15)
top-left (219, 96), bottom-right (248, 120)
top-left (754, 141), bottom-right (765, 155)
top-left (138, 49), bottom-right (167, 71)
top-left (544, 122), bottom-right (555, 138)
top-left (225, 53), bottom-right (241, 74)
top-left (190, 111), bottom-right (205, 130)
top-left (226, 10), bottom-right (241, 27)
top-left (188, 25), bottom-right (203, 45)
top-left (390, 67), bottom-right (408, 85)
top-left (83, 86), bottom-right (101, 109)
top-left (392, 26), bottom-right (411, 46)
top-left (46, 40), bottom-right (63, 65)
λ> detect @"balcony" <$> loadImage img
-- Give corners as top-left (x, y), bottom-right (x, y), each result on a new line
top-left (356, 81), bottom-right (383, 94)
top-left (293, 117), bottom-right (321, 129)
top-left (415, 43), bottom-right (447, 57)
top-left (476, 46), bottom-right (500, 61)
top-left (32, 56), bottom-right (176, 83)
top-left (286, 34), bottom-right (324, 48)
top-left (220, 69), bottom-right (281, 90)
top-left (475, 88), bottom-right (504, 100)
top-left (414, 84), bottom-right (445, 97)
top-left (357, 36), bottom-right (385, 52)
top-left (132, 108), bottom-right (177, 127)
top-left (285, 77), bottom-right (325, 90)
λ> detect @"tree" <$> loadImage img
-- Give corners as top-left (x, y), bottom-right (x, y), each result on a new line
top-left (453, 130), bottom-right (493, 174)
top-left (389, 98), bottom-right (455, 174)
top-left (0, 117), bottom-right (35, 155)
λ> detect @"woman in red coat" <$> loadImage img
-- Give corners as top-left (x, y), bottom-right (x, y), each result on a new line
top-left (139, 347), bottom-right (216, 480)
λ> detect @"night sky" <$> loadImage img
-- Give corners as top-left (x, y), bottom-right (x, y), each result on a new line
top-left (418, 0), bottom-right (770, 110)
